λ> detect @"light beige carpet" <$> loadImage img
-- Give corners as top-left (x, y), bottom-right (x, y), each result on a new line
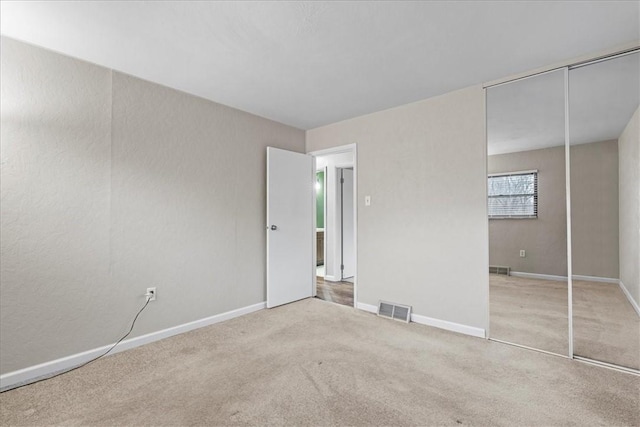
top-left (490, 274), bottom-right (569, 355)
top-left (490, 274), bottom-right (640, 370)
top-left (1, 298), bottom-right (638, 426)
top-left (573, 280), bottom-right (640, 370)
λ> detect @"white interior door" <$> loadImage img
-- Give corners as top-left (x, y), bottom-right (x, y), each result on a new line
top-left (267, 147), bottom-right (314, 308)
top-left (341, 168), bottom-right (355, 279)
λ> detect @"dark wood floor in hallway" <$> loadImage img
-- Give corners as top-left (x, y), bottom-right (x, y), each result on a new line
top-left (316, 276), bottom-right (354, 307)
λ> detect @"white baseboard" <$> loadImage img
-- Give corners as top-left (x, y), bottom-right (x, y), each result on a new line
top-left (356, 302), bottom-right (485, 338)
top-left (0, 301), bottom-right (266, 391)
top-left (410, 313), bottom-right (486, 338)
top-left (323, 275), bottom-right (339, 282)
top-left (619, 280), bottom-right (640, 317)
top-left (573, 275), bottom-right (619, 284)
top-left (510, 271), bottom-right (568, 281)
top-left (510, 271), bottom-right (619, 284)
top-left (356, 302), bottom-right (377, 313)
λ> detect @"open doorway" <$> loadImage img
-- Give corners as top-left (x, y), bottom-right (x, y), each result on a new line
top-left (312, 145), bottom-right (357, 308)
top-left (315, 168), bottom-right (326, 278)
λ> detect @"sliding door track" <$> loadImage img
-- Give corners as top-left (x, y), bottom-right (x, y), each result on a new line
top-left (488, 338), bottom-right (569, 358)
top-left (489, 338), bottom-right (640, 376)
top-left (573, 356), bottom-right (640, 376)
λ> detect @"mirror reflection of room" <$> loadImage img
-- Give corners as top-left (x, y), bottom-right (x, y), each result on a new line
top-left (569, 52), bottom-right (640, 371)
top-left (316, 169), bottom-right (326, 277)
top-left (314, 153), bottom-right (355, 307)
top-left (487, 69), bottom-right (569, 355)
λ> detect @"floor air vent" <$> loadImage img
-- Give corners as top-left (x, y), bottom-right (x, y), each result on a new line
top-left (489, 265), bottom-right (510, 275)
top-left (378, 301), bottom-right (411, 323)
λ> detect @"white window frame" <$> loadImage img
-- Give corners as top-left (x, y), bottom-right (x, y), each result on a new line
top-left (488, 169), bottom-right (538, 219)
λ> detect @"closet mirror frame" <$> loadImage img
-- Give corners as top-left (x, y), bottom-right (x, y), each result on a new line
top-left (484, 47), bottom-right (640, 374)
top-left (486, 68), bottom-right (570, 357)
top-left (566, 48), bottom-right (640, 375)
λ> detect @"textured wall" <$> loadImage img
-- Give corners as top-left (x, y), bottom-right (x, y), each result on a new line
top-left (619, 107), bottom-right (640, 305)
top-left (306, 86), bottom-right (488, 331)
top-left (0, 37), bottom-right (305, 374)
top-left (488, 146), bottom-right (568, 276)
top-left (1, 38), bottom-right (113, 375)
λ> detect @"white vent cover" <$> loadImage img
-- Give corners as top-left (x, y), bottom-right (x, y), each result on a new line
top-left (489, 265), bottom-right (510, 275)
top-left (377, 301), bottom-right (411, 323)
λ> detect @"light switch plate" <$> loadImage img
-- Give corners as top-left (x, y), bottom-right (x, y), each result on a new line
top-left (365, 196), bottom-right (371, 206)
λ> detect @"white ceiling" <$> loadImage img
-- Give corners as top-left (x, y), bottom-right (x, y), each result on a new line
top-left (487, 52), bottom-right (639, 155)
top-left (1, 1), bottom-right (639, 130)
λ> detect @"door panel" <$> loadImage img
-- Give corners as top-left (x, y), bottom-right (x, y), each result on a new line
top-left (569, 52), bottom-right (640, 370)
top-left (267, 147), bottom-right (314, 308)
top-left (487, 69), bottom-right (569, 356)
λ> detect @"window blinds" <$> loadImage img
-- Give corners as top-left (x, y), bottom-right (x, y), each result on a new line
top-left (488, 171), bottom-right (538, 218)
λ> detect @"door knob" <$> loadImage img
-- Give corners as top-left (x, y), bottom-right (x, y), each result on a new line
top-left (270, 225), bottom-right (278, 231)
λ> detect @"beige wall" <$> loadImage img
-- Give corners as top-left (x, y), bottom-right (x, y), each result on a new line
top-left (571, 140), bottom-right (619, 278)
top-left (619, 107), bottom-right (640, 305)
top-left (0, 38), bottom-right (305, 374)
top-left (488, 140), bottom-right (620, 278)
top-left (306, 86), bottom-right (488, 331)
top-left (488, 146), bottom-right (568, 276)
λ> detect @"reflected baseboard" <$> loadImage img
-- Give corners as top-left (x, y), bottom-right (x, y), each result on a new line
top-left (510, 271), bottom-right (567, 281)
top-left (510, 271), bottom-right (619, 284)
top-left (573, 274), bottom-right (619, 284)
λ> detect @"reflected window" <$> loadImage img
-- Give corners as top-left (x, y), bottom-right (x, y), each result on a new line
top-left (488, 171), bottom-right (538, 219)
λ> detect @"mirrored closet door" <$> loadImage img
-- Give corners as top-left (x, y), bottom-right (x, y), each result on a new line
top-left (569, 51), bottom-right (640, 371)
top-left (487, 69), bottom-right (569, 355)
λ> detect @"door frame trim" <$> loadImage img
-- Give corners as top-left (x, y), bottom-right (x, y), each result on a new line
top-left (337, 166), bottom-right (355, 281)
top-left (308, 143), bottom-right (358, 307)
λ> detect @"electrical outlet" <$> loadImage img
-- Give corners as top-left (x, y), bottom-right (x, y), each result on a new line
top-left (146, 287), bottom-right (157, 301)
top-left (519, 250), bottom-right (526, 258)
